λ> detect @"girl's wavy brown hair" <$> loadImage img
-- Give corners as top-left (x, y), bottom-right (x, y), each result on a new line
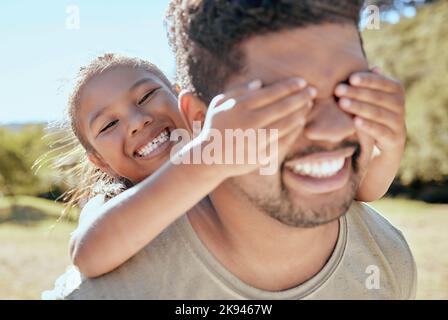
top-left (42, 53), bottom-right (173, 221)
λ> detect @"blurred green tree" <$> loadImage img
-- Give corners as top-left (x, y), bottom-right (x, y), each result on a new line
top-left (363, 0), bottom-right (448, 184)
top-left (0, 125), bottom-right (55, 196)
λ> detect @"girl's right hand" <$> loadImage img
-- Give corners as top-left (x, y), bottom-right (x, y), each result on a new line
top-left (197, 77), bottom-right (317, 178)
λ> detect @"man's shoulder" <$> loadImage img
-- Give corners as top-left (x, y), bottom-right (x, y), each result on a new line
top-left (350, 201), bottom-right (412, 255)
top-left (347, 201), bottom-right (417, 299)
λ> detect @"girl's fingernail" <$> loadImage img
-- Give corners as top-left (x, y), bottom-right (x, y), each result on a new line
top-left (350, 75), bottom-right (361, 85)
top-left (248, 79), bottom-right (262, 90)
top-left (295, 78), bottom-right (307, 88)
top-left (340, 98), bottom-right (351, 108)
top-left (355, 118), bottom-right (363, 127)
top-left (308, 87), bottom-right (317, 97)
top-left (336, 84), bottom-right (348, 95)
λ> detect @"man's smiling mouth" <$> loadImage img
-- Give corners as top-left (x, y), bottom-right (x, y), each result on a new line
top-left (284, 147), bottom-right (354, 179)
top-left (134, 127), bottom-right (172, 159)
top-left (283, 146), bottom-right (357, 194)
top-left (289, 157), bottom-right (345, 178)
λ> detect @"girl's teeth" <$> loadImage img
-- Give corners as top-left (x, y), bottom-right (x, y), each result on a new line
top-left (136, 129), bottom-right (170, 157)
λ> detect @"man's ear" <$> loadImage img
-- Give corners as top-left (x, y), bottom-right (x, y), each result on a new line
top-left (178, 90), bottom-right (207, 133)
top-left (87, 152), bottom-right (117, 178)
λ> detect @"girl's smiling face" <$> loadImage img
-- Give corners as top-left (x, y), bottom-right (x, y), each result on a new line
top-left (78, 66), bottom-right (185, 183)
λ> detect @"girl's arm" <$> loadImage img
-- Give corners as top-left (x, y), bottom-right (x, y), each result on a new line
top-left (355, 147), bottom-right (402, 202)
top-left (69, 151), bottom-right (224, 278)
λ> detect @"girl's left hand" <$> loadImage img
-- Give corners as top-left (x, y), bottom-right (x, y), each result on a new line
top-left (334, 67), bottom-right (407, 154)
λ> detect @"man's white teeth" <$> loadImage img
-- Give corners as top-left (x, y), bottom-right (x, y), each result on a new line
top-left (136, 129), bottom-right (170, 157)
top-left (292, 158), bottom-right (345, 178)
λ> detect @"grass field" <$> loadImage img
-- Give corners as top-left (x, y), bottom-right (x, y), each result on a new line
top-left (0, 196), bottom-right (447, 299)
top-left (0, 197), bottom-right (77, 299)
top-left (369, 199), bottom-right (448, 299)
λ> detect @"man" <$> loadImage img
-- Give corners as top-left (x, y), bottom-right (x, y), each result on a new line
top-left (46, 0), bottom-right (416, 299)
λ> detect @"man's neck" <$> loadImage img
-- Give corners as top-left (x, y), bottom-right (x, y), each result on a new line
top-left (187, 181), bottom-right (341, 291)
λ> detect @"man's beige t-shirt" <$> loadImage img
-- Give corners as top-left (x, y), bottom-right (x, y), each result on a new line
top-left (43, 199), bottom-right (417, 300)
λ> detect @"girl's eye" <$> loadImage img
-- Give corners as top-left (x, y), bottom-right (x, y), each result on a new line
top-left (138, 88), bottom-right (158, 106)
top-left (99, 120), bottom-right (118, 134)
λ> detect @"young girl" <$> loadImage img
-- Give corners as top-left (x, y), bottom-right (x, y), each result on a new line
top-left (59, 53), bottom-right (405, 278)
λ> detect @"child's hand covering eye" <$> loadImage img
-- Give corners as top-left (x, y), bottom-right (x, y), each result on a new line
top-left (334, 67), bottom-right (406, 154)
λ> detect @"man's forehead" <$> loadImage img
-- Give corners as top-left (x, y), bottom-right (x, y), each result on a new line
top-left (238, 24), bottom-right (368, 95)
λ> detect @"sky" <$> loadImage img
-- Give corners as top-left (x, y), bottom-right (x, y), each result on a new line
top-left (0, 0), bottom-right (173, 124)
top-left (0, 0), bottom-right (417, 124)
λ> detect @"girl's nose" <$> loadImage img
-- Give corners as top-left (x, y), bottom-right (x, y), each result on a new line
top-left (128, 109), bottom-right (154, 136)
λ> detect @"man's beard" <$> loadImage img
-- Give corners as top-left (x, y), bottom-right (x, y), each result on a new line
top-left (230, 141), bottom-right (362, 228)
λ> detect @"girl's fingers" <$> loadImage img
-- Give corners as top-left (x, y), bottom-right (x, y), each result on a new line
top-left (254, 87), bottom-right (314, 126)
top-left (335, 83), bottom-right (404, 114)
top-left (339, 98), bottom-right (402, 132)
top-left (265, 105), bottom-right (309, 139)
top-left (209, 79), bottom-right (263, 109)
top-left (347, 71), bottom-right (403, 94)
top-left (262, 105), bottom-right (313, 163)
top-left (354, 117), bottom-right (397, 148)
top-left (238, 77), bottom-right (314, 110)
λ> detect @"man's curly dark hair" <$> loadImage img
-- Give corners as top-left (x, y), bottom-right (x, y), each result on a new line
top-left (165, 0), bottom-right (365, 105)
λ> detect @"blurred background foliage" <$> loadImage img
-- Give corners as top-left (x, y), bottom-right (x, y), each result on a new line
top-left (0, 125), bottom-right (59, 197)
top-left (0, 123), bottom-right (80, 201)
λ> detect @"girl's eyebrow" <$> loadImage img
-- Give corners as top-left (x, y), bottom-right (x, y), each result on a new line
top-left (89, 78), bottom-right (156, 130)
top-left (129, 78), bottom-right (155, 91)
top-left (89, 107), bottom-right (110, 131)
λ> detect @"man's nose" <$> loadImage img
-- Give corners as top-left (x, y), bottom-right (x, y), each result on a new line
top-left (303, 98), bottom-right (356, 143)
top-left (127, 108), bottom-right (154, 136)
